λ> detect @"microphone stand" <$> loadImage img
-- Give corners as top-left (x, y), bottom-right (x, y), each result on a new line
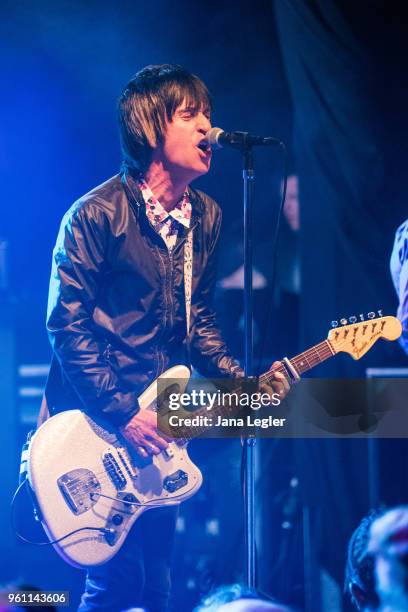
top-left (214, 129), bottom-right (283, 588)
top-left (242, 137), bottom-right (256, 587)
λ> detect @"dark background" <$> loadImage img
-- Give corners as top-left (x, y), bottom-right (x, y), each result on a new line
top-left (1, 1), bottom-right (407, 610)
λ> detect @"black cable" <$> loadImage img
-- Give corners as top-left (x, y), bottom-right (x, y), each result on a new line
top-left (256, 141), bottom-right (288, 375)
top-left (11, 479), bottom-right (186, 547)
top-left (11, 480), bottom-right (111, 546)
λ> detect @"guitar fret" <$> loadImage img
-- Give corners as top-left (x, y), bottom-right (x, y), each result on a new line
top-left (292, 340), bottom-right (333, 375)
top-left (300, 351), bottom-right (312, 370)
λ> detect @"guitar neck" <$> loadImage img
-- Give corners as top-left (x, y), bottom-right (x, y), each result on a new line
top-left (173, 339), bottom-right (336, 444)
top-left (261, 339), bottom-right (335, 384)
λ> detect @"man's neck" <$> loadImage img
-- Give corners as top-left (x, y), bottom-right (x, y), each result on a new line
top-left (145, 161), bottom-right (188, 212)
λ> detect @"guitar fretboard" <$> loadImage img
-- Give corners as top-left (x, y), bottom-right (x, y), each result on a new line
top-left (260, 339), bottom-right (335, 383)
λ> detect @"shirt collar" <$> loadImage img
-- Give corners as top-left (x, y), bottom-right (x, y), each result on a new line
top-left (137, 177), bottom-right (191, 229)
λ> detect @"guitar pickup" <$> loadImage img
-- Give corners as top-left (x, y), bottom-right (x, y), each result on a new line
top-left (163, 470), bottom-right (188, 493)
top-left (116, 448), bottom-right (138, 479)
top-left (103, 452), bottom-right (127, 490)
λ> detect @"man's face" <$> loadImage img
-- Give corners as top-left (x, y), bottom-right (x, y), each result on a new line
top-left (153, 102), bottom-right (212, 184)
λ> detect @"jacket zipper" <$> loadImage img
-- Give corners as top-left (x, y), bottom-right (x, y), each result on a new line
top-left (167, 249), bottom-right (174, 330)
top-left (155, 246), bottom-right (168, 378)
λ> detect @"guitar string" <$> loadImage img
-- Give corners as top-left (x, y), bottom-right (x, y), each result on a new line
top-left (61, 438), bottom-right (191, 495)
top-left (58, 331), bottom-right (374, 496)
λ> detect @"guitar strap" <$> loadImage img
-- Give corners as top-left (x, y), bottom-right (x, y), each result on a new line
top-left (184, 229), bottom-right (193, 340)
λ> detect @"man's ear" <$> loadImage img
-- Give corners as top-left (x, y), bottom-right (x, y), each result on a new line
top-left (349, 582), bottom-right (368, 609)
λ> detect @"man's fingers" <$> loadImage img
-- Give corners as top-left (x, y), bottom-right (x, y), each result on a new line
top-left (135, 441), bottom-right (161, 456)
top-left (144, 442), bottom-right (161, 455)
top-left (123, 427), bottom-right (169, 455)
top-left (262, 362), bottom-right (290, 399)
top-left (145, 429), bottom-right (169, 449)
top-left (270, 361), bottom-right (290, 393)
top-left (274, 371), bottom-right (290, 393)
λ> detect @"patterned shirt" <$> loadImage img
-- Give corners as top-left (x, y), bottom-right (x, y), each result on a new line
top-left (390, 219), bottom-right (408, 355)
top-left (137, 177), bottom-right (191, 250)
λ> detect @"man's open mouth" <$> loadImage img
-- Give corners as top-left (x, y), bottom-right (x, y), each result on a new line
top-left (197, 141), bottom-right (211, 153)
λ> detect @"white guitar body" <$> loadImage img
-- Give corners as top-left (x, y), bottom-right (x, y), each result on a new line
top-left (27, 365), bottom-right (202, 569)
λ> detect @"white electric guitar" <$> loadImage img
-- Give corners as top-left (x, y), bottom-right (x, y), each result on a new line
top-left (27, 313), bottom-right (401, 568)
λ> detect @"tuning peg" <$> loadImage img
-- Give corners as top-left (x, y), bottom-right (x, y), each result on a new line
top-left (359, 314), bottom-right (365, 321)
top-left (367, 312), bottom-right (375, 320)
top-left (331, 321), bottom-right (339, 328)
top-left (349, 316), bottom-right (357, 323)
top-left (377, 309), bottom-right (383, 317)
top-left (340, 318), bottom-right (348, 325)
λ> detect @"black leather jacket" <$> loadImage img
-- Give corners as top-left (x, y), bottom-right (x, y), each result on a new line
top-left (45, 171), bottom-right (242, 426)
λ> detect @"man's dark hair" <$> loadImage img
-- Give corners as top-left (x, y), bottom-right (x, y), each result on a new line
top-left (118, 64), bottom-right (212, 171)
top-left (345, 509), bottom-right (385, 610)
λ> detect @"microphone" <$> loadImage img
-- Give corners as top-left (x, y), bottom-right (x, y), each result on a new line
top-left (205, 127), bottom-right (281, 149)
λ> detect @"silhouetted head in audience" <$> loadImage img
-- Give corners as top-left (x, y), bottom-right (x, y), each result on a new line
top-left (368, 505), bottom-right (408, 611)
top-left (194, 583), bottom-right (292, 611)
top-left (345, 510), bottom-right (384, 610)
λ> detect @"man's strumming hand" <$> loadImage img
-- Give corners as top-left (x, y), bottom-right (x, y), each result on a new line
top-left (119, 410), bottom-right (170, 458)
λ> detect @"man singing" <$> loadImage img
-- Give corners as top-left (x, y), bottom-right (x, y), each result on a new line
top-left (45, 64), bottom-right (289, 611)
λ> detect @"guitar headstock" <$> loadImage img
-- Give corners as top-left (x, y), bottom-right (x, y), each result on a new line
top-left (327, 312), bottom-right (402, 360)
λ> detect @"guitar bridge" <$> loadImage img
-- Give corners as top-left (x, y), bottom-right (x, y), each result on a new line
top-left (58, 469), bottom-right (100, 515)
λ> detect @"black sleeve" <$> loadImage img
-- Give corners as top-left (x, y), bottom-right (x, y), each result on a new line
top-left (46, 202), bottom-right (139, 426)
top-left (190, 207), bottom-right (244, 379)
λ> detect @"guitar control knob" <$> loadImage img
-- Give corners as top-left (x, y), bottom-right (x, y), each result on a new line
top-left (122, 492), bottom-right (139, 513)
top-left (123, 493), bottom-right (137, 503)
top-left (111, 513), bottom-right (123, 525)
